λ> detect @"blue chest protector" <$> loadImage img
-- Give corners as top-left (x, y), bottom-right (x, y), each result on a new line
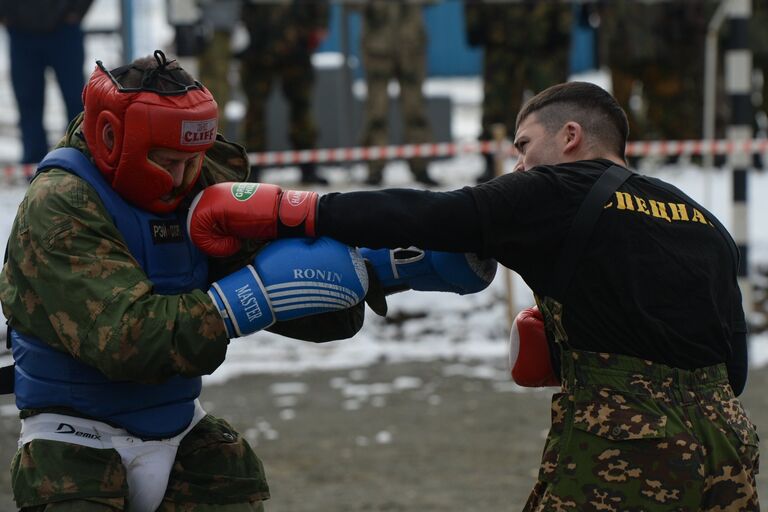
top-left (12, 148), bottom-right (209, 439)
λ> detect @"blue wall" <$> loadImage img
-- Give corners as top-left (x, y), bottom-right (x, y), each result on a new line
top-left (423, 0), bottom-right (483, 76)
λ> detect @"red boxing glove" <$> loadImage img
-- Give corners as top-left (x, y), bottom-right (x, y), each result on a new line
top-left (509, 306), bottom-right (560, 387)
top-left (187, 182), bottom-right (318, 258)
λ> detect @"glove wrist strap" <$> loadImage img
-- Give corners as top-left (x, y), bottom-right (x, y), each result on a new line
top-left (277, 190), bottom-right (318, 237)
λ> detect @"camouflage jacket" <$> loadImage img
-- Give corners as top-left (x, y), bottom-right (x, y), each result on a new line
top-left (359, 1), bottom-right (429, 56)
top-left (599, 1), bottom-right (716, 65)
top-left (463, 1), bottom-right (571, 52)
top-left (241, 0), bottom-right (329, 57)
top-left (0, 115), bottom-right (363, 391)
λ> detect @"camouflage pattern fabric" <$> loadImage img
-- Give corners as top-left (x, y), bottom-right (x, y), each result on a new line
top-left (600, 1), bottom-right (719, 141)
top-left (13, 415), bottom-right (268, 510)
top-left (198, 29), bottom-right (235, 122)
top-left (524, 348), bottom-right (760, 511)
top-left (360, 1), bottom-right (433, 181)
top-left (750, 1), bottom-right (768, 133)
top-left (239, 1), bottom-right (329, 153)
top-left (534, 294), bottom-right (567, 346)
top-left (464, 1), bottom-right (571, 142)
top-left (22, 502), bottom-right (263, 512)
top-left (197, 0), bottom-right (240, 123)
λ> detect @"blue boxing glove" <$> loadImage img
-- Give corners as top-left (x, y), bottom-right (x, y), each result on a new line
top-left (360, 246), bottom-right (497, 297)
top-left (209, 237), bottom-right (369, 338)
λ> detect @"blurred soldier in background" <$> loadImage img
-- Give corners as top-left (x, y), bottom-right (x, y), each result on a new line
top-left (600, 1), bottom-right (715, 148)
top-left (197, 0), bottom-right (241, 123)
top-left (359, 1), bottom-right (438, 186)
top-left (0, 0), bottom-right (93, 164)
top-left (240, 0), bottom-right (329, 184)
top-left (752, 0), bottom-right (768, 330)
top-left (465, 0), bottom-right (571, 183)
top-left (751, 0), bottom-right (768, 140)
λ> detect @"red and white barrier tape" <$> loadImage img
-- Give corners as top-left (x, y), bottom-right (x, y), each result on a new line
top-left (248, 140), bottom-right (505, 166)
top-left (248, 138), bottom-right (768, 165)
top-left (625, 138), bottom-right (768, 158)
top-left (3, 138), bottom-right (768, 181)
top-left (2, 163), bottom-right (36, 182)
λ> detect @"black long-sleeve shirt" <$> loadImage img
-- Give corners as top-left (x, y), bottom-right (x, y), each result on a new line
top-left (318, 159), bottom-right (748, 394)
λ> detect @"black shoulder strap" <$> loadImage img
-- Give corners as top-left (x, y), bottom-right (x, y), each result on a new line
top-left (551, 165), bottom-right (633, 300)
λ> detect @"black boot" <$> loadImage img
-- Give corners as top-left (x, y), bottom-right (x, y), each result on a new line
top-left (365, 165), bottom-right (383, 185)
top-left (476, 152), bottom-right (495, 183)
top-left (413, 170), bottom-right (438, 186)
top-left (300, 163), bottom-right (328, 185)
top-left (412, 162), bottom-right (438, 186)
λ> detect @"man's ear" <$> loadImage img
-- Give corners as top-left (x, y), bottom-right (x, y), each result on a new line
top-left (562, 121), bottom-right (583, 154)
top-left (101, 123), bottom-right (115, 151)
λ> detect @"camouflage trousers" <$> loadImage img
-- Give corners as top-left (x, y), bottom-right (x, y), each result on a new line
top-left (12, 414), bottom-right (269, 511)
top-left (361, 51), bottom-right (432, 180)
top-left (524, 349), bottom-right (760, 511)
top-left (198, 28), bottom-right (234, 121)
top-left (239, 53), bottom-right (317, 154)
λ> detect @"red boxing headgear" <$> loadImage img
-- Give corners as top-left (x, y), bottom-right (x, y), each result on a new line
top-left (82, 54), bottom-right (218, 214)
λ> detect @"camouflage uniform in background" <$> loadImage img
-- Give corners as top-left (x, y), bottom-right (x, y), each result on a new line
top-left (523, 347), bottom-right (760, 511)
top-left (600, 1), bottom-right (717, 142)
top-left (464, 0), bottom-right (571, 182)
top-left (239, 0), bottom-right (328, 183)
top-left (197, 0), bottom-right (241, 121)
top-left (751, 0), bottom-right (768, 135)
top-left (359, 0), bottom-right (437, 186)
top-left (0, 114), bottom-right (363, 510)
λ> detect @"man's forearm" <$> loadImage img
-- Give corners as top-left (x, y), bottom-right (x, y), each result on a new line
top-left (317, 188), bottom-right (484, 252)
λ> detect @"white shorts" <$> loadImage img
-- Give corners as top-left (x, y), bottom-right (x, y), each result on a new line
top-left (19, 400), bottom-right (207, 512)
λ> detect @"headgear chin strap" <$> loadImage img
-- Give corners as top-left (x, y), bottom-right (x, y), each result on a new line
top-left (82, 52), bottom-right (218, 214)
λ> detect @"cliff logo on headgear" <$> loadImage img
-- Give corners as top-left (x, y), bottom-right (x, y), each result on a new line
top-left (181, 118), bottom-right (217, 146)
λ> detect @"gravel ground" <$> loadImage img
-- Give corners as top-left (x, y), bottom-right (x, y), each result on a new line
top-left (0, 359), bottom-right (765, 511)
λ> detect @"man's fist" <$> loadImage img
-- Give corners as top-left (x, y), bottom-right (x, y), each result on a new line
top-left (360, 246), bottom-right (497, 296)
top-left (509, 307), bottom-right (559, 387)
top-left (208, 237), bottom-right (368, 338)
top-left (187, 182), bottom-right (318, 258)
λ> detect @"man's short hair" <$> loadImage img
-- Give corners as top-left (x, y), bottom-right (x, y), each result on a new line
top-left (110, 53), bottom-right (196, 92)
top-left (515, 81), bottom-right (629, 159)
